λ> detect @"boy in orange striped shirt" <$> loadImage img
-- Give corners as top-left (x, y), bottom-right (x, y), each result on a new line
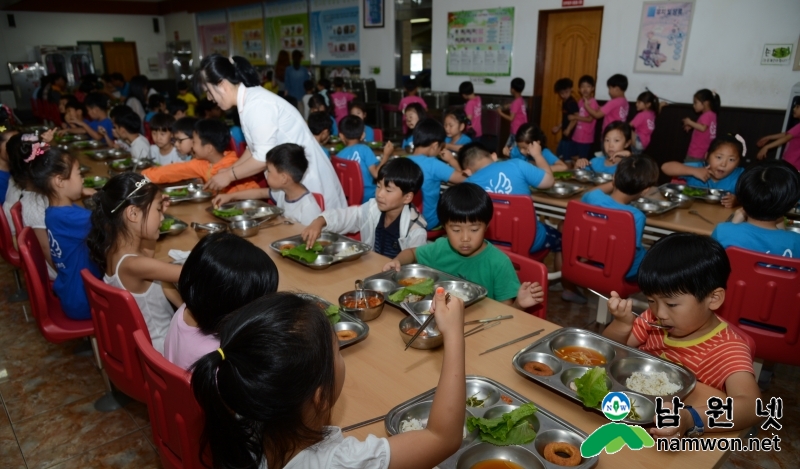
top-left (604, 233), bottom-right (761, 439)
top-left (142, 119), bottom-right (258, 194)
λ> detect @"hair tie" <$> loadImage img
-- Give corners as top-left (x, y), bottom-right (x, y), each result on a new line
top-left (24, 142), bottom-right (48, 163)
top-left (734, 134), bottom-right (747, 156)
top-left (711, 89), bottom-right (717, 97)
top-left (217, 348), bottom-right (226, 360)
top-left (229, 56), bottom-right (235, 65)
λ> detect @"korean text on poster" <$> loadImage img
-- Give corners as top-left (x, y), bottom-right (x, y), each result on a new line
top-left (446, 7), bottom-right (515, 77)
top-left (634, 2), bottom-right (695, 75)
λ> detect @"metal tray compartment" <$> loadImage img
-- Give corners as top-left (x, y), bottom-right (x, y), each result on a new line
top-left (629, 197), bottom-right (680, 216)
top-left (297, 293), bottom-right (369, 348)
top-left (658, 183), bottom-right (728, 204)
top-left (162, 184), bottom-right (213, 204)
top-left (363, 264), bottom-right (487, 309)
top-left (270, 233), bottom-right (372, 270)
top-left (71, 139), bottom-right (103, 150)
top-left (385, 376), bottom-right (598, 469)
top-left (540, 182), bottom-right (584, 199)
top-left (159, 215), bottom-right (188, 236)
top-left (84, 150), bottom-right (115, 161)
top-left (206, 200), bottom-right (283, 222)
top-left (512, 328), bottom-right (695, 425)
top-left (109, 158), bottom-right (152, 172)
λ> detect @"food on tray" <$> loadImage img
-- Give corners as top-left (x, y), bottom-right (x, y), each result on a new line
top-left (213, 207), bottom-right (245, 218)
top-left (554, 346), bottom-right (607, 366)
top-left (573, 367), bottom-right (609, 409)
top-left (160, 218), bottom-right (175, 232)
top-left (553, 171), bottom-right (572, 180)
top-left (681, 187), bottom-right (706, 197)
top-left (471, 461), bottom-right (525, 469)
top-left (500, 394), bottom-right (513, 404)
top-left (543, 441), bottom-right (581, 466)
top-left (280, 242), bottom-right (324, 263)
top-left (389, 278), bottom-right (435, 302)
top-left (466, 402), bottom-right (537, 446)
top-left (323, 304), bottom-right (340, 325)
top-left (625, 371), bottom-right (680, 396)
top-left (280, 244), bottom-right (296, 251)
top-left (523, 361), bottom-right (554, 376)
top-left (83, 177), bottom-right (106, 188)
top-left (404, 326), bottom-right (436, 338)
top-left (166, 188), bottom-right (189, 197)
top-left (336, 330), bottom-right (357, 341)
top-left (400, 417), bottom-right (468, 439)
top-left (628, 398), bottom-right (642, 421)
top-left (466, 393), bottom-right (486, 408)
top-left (111, 158), bottom-right (133, 168)
top-left (399, 277), bottom-right (429, 287)
top-left (342, 297), bottom-right (383, 309)
top-left (335, 245), bottom-right (362, 257)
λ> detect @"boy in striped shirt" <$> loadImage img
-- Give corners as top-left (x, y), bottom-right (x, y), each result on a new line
top-left (603, 233), bottom-right (761, 439)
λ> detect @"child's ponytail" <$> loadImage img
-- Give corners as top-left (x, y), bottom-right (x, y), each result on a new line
top-left (694, 89), bottom-right (721, 114)
top-left (445, 108), bottom-right (474, 139)
top-left (15, 134), bottom-right (74, 199)
top-left (198, 54), bottom-right (261, 89)
top-left (515, 123), bottom-right (547, 148)
top-left (637, 91), bottom-right (660, 116)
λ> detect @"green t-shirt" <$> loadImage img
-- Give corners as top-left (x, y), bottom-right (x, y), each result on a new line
top-left (415, 238), bottom-right (521, 302)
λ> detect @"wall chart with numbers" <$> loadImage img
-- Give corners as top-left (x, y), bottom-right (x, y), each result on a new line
top-left (446, 7), bottom-right (515, 77)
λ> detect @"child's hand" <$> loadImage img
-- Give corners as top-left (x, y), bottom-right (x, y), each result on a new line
top-left (212, 193), bottom-right (234, 208)
top-left (439, 149), bottom-right (456, 164)
top-left (756, 147), bottom-right (768, 160)
top-left (98, 126), bottom-right (107, 135)
top-left (529, 141), bottom-right (543, 157)
top-left (607, 291), bottom-right (634, 326)
top-left (683, 124), bottom-right (691, 132)
top-left (567, 114), bottom-right (577, 122)
top-left (40, 128), bottom-right (55, 143)
top-left (516, 282), bottom-right (544, 309)
top-left (429, 287), bottom-right (465, 339)
top-left (301, 217), bottom-right (325, 247)
top-left (551, 125), bottom-right (560, 134)
top-left (382, 258), bottom-right (402, 272)
top-left (721, 193), bottom-right (736, 209)
top-left (756, 136), bottom-right (770, 147)
top-left (575, 158), bottom-right (589, 169)
top-left (681, 117), bottom-right (693, 126)
top-left (383, 140), bottom-right (395, 159)
top-left (692, 165), bottom-right (711, 182)
top-left (608, 150), bottom-right (631, 164)
top-left (731, 207), bottom-right (746, 224)
top-left (502, 146), bottom-right (511, 157)
top-left (81, 187), bottom-right (97, 198)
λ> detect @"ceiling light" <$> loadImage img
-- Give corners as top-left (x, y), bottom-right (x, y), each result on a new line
top-left (410, 18), bottom-right (430, 24)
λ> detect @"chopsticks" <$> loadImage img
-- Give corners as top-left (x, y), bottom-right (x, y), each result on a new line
top-left (464, 314), bottom-right (513, 325)
top-left (341, 414), bottom-right (387, 432)
top-left (464, 321), bottom-right (500, 337)
top-left (478, 329), bottom-right (545, 355)
top-left (404, 293), bottom-right (450, 350)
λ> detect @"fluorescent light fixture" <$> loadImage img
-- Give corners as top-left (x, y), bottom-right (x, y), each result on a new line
top-left (410, 18), bottom-right (430, 24)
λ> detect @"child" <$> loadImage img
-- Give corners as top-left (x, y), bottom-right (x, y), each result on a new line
top-left (262, 70), bottom-right (278, 94)
top-left (177, 81), bottom-right (197, 117)
top-left (603, 233), bottom-right (761, 437)
top-left (401, 103), bottom-right (426, 150)
top-left (302, 158), bottom-right (427, 257)
top-left (142, 119), bottom-right (259, 194)
top-left (164, 231), bottom-right (278, 369)
top-left (336, 116), bottom-right (380, 203)
top-left (145, 94), bottom-right (166, 123)
top-left (505, 124), bottom-right (569, 171)
top-left (459, 81), bottom-right (482, 138)
top-left (0, 128), bottom-right (16, 206)
top-left (552, 78), bottom-right (579, 159)
top-left (195, 99), bottom-right (222, 120)
top-left (570, 75), bottom-right (599, 160)
top-left (711, 160), bottom-right (800, 257)
top-left (349, 100), bottom-right (375, 142)
top-left (497, 78), bottom-right (528, 145)
top-left (316, 78), bottom-right (331, 107)
top-left (308, 94), bottom-right (338, 136)
top-left (168, 100), bottom-right (188, 120)
top-left (683, 89), bottom-right (720, 161)
top-left (630, 91), bottom-right (659, 153)
top-left (384, 183), bottom-right (544, 309)
top-left (301, 80), bottom-right (315, 120)
top-left (757, 101), bottom-right (800, 169)
top-left (661, 134), bottom-right (744, 208)
top-left (212, 143), bottom-right (322, 226)
top-left (77, 92), bottom-right (114, 141)
top-left (330, 77), bottom-right (355, 125)
top-left (308, 111), bottom-right (333, 157)
top-left (112, 111), bottom-right (149, 161)
top-left (575, 122), bottom-right (633, 174)
top-left (192, 289), bottom-right (467, 469)
top-left (59, 96), bottom-right (89, 135)
top-left (87, 173), bottom-right (181, 352)
top-left (584, 74), bottom-right (629, 133)
top-left (103, 105), bottom-right (135, 150)
top-left (148, 113), bottom-right (182, 165)
top-left (171, 116), bottom-right (198, 161)
top-left (398, 78), bottom-right (427, 113)
top-left (581, 154), bottom-right (659, 281)
top-left (442, 109), bottom-right (472, 152)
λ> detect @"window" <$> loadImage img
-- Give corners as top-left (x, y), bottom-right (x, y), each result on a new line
top-left (410, 50), bottom-right (423, 73)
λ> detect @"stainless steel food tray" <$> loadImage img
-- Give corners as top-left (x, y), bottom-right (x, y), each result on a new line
top-left (385, 376), bottom-right (598, 469)
top-left (206, 199), bottom-right (283, 223)
top-left (512, 328), bottom-right (696, 425)
top-left (271, 233), bottom-right (372, 270)
top-left (539, 182), bottom-right (585, 199)
top-left (159, 215), bottom-right (188, 236)
top-left (109, 158), bottom-right (153, 172)
top-left (658, 183), bottom-right (728, 204)
top-left (297, 293), bottom-right (369, 349)
top-left (363, 264), bottom-right (487, 309)
top-left (71, 139), bottom-right (103, 150)
top-left (629, 197), bottom-right (680, 216)
top-left (162, 184), bottom-right (213, 204)
top-left (569, 169), bottom-right (613, 185)
top-left (85, 149), bottom-right (129, 161)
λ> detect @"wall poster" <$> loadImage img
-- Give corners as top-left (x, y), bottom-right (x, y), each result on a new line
top-left (197, 10), bottom-right (230, 58)
top-left (311, 2), bottom-right (360, 65)
top-left (634, 1), bottom-right (695, 75)
top-left (446, 7), bottom-right (515, 76)
top-left (229, 4), bottom-right (266, 65)
top-left (264, 0), bottom-right (310, 65)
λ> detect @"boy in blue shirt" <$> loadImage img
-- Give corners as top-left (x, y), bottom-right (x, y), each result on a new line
top-left (712, 160), bottom-right (800, 257)
top-left (308, 111), bottom-right (333, 158)
top-left (384, 182), bottom-right (544, 309)
top-left (73, 92), bottom-right (114, 141)
top-left (336, 116), bottom-right (381, 203)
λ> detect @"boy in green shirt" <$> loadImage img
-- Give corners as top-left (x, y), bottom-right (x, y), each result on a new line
top-left (383, 183), bottom-right (544, 309)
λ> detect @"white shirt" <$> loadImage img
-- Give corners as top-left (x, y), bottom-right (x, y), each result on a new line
top-left (266, 427), bottom-right (389, 469)
top-left (149, 145), bottom-right (182, 166)
top-left (269, 189), bottom-right (322, 226)
top-left (126, 97), bottom-right (146, 123)
top-left (3, 178), bottom-right (23, 235)
top-left (20, 190), bottom-right (57, 280)
top-left (329, 68), bottom-right (351, 79)
top-left (130, 135), bottom-right (150, 161)
top-left (237, 85), bottom-right (346, 209)
top-left (322, 199), bottom-right (427, 252)
top-left (302, 94), bottom-right (313, 121)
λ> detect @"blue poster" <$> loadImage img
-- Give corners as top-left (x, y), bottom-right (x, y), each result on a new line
top-left (311, 6), bottom-right (359, 65)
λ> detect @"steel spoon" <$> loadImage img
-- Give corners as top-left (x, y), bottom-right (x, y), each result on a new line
top-left (587, 288), bottom-right (670, 329)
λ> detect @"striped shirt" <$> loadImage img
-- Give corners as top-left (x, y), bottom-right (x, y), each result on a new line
top-left (632, 310), bottom-right (754, 391)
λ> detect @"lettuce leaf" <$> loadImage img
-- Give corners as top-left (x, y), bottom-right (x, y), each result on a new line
top-left (388, 278), bottom-right (435, 302)
top-left (467, 402), bottom-right (538, 446)
top-left (280, 242), bottom-right (324, 263)
top-left (213, 207), bottom-right (245, 218)
top-left (324, 304), bottom-right (340, 325)
top-left (574, 366), bottom-right (609, 408)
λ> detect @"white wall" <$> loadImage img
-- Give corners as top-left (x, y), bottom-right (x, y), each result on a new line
top-left (164, 11), bottom-right (200, 64)
top-left (431, 0), bottom-right (800, 109)
top-left (359, 1), bottom-right (396, 89)
top-left (0, 11), bottom-right (169, 85)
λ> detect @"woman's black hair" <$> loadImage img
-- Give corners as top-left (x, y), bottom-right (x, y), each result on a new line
top-left (17, 138), bottom-right (76, 200)
top-left (266, 143), bottom-right (308, 183)
top-left (87, 172), bottom-right (160, 271)
top-left (198, 54), bottom-right (261, 88)
top-left (194, 119), bottom-right (230, 154)
top-left (602, 121), bottom-right (633, 143)
top-left (291, 49), bottom-right (303, 68)
top-left (114, 111), bottom-right (142, 134)
top-left (444, 108), bottom-right (473, 138)
top-left (191, 292), bottom-right (338, 469)
top-left (412, 117), bottom-right (446, 148)
top-left (308, 111), bottom-right (332, 136)
top-left (638, 233), bottom-right (730, 301)
top-left (404, 102), bottom-right (427, 138)
top-left (437, 182), bottom-right (493, 226)
top-left (637, 91), bottom-right (660, 116)
top-left (735, 160), bottom-right (800, 221)
top-left (694, 89), bottom-right (721, 114)
top-left (127, 75), bottom-right (149, 110)
top-left (515, 123), bottom-right (547, 147)
top-left (338, 115), bottom-right (365, 140)
top-left (707, 133), bottom-right (743, 159)
top-left (178, 232), bottom-right (278, 335)
top-left (613, 154), bottom-right (659, 196)
top-left (377, 157), bottom-right (423, 195)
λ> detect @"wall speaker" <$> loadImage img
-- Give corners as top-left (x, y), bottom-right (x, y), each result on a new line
top-left (7, 14), bottom-right (16, 28)
top-left (153, 18), bottom-right (160, 34)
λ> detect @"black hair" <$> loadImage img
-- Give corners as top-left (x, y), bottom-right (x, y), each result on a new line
top-left (603, 121), bottom-right (633, 144)
top-left (578, 75), bottom-right (595, 88)
top-left (444, 108), bottom-right (470, 129)
top-left (179, 232), bottom-right (278, 335)
top-left (638, 233), bottom-right (730, 301)
top-left (195, 98), bottom-right (218, 118)
top-left (515, 123), bottom-right (547, 147)
top-left (6, 133), bottom-right (30, 188)
top-left (707, 133), bottom-right (743, 159)
top-left (613, 154), bottom-right (659, 196)
top-left (457, 142), bottom-right (492, 170)
top-left (191, 292), bottom-right (337, 469)
top-left (168, 99), bottom-right (188, 116)
top-left (404, 102), bottom-right (427, 139)
top-left (510, 77), bottom-right (525, 93)
top-left (78, 78), bottom-right (96, 94)
top-left (64, 95), bottom-right (84, 113)
top-left (636, 91), bottom-right (660, 116)
top-left (338, 115), bottom-right (365, 140)
top-left (172, 116), bottom-right (198, 137)
top-left (736, 160), bottom-right (800, 221)
top-left (606, 74), bottom-right (628, 92)
top-left (114, 111), bottom-right (142, 134)
top-left (291, 49), bottom-right (303, 67)
top-left (147, 93), bottom-right (165, 112)
top-left (348, 100), bottom-right (367, 115)
top-left (307, 111), bottom-right (332, 136)
top-left (377, 157), bottom-right (423, 195)
top-left (438, 182), bottom-right (493, 226)
top-left (84, 92), bottom-right (109, 111)
top-left (149, 113), bottom-right (175, 132)
top-left (266, 143), bottom-right (308, 183)
top-left (109, 104), bottom-right (134, 122)
top-left (198, 54), bottom-right (261, 88)
top-left (307, 94), bottom-right (328, 111)
top-left (51, 73), bottom-right (66, 84)
top-left (194, 119), bottom-right (230, 154)
top-left (554, 78), bottom-right (574, 93)
top-left (318, 78), bottom-right (331, 91)
top-left (694, 89), bottom-right (721, 114)
top-left (459, 81), bottom-right (474, 96)
top-left (303, 80), bottom-right (314, 92)
top-left (412, 118), bottom-right (446, 148)
top-left (23, 143), bottom-right (76, 200)
top-left (332, 77), bottom-right (344, 88)
top-left (404, 78), bottom-right (418, 92)
top-left (177, 81), bottom-right (189, 91)
top-left (110, 72), bottom-right (125, 83)
top-left (127, 75), bottom-right (149, 109)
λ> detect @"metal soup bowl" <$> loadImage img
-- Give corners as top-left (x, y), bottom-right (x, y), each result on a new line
top-left (228, 219), bottom-right (260, 238)
top-left (666, 193), bottom-right (694, 209)
top-left (192, 222), bottom-right (228, 239)
top-left (455, 444), bottom-right (544, 469)
top-left (399, 313), bottom-right (442, 349)
top-left (338, 290), bottom-right (385, 321)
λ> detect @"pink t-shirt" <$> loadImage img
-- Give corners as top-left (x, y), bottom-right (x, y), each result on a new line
top-left (572, 98), bottom-right (599, 144)
top-left (331, 91), bottom-right (355, 124)
top-left (782, 123), bottom-right (800, 171)
top-left (162, 304), bottom-right (220, 370)
top-left (398, 95), bottom-right (427, 112)
top-left (464, 96), bottom-right (482, 137)
top-left (601, 96), bottom-right (629, 132)
top-left (509, 97), bottom-right (527, 134)
top-left (687, 111), bottom-right (717, 159)
top-left (630, 109), bottom-right (656, 148)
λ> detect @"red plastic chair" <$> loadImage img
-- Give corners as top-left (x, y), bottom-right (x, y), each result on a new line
top-left (716, 247), bottom-right (800, 366)
top-left (0, 205), bottom-right (27, 310)
top-left (484, 194), bottom-right (548, 262)
top-left (312, 192), bottom-right (325, 211)
top-left (10, 201), bottom-right (24, 236)
top-left (505, 251), bottom-right (548, 319)
top-left (17, 227), bottom-right (94, 343)
top-left (228, 135), bottom-right (236, 153)
top-left (81, 269), bottom-right (151, 403)
top-left (236, 141), bottom-right (247, 157)
top-left (134, 330), bottom-right (209, 469)
top-left (331, 156), bottom-right (364, 207)
top-left (372, 128), bottom-right (383, 142)
top-left (144, 122), bottom-right (153, 144)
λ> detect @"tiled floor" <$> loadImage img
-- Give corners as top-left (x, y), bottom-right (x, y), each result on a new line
top-left (0, 255), bottom-right (797, 468)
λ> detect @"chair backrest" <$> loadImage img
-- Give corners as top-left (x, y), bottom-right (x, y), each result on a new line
top-left (134, 329), bottom-right (209, 469)
top-left (228, 135), bottom-right (236, 153)
top-left (236, 141), bottom-right (247, 157)
top-left (561, 200), bottom-right (639, 297)
top-left (331, 156), bottom-right (364, 206)
top-left (0, 204), bottom-right (20, 267)
top-left (505, 251), bottom-right (548, 319)
top-left (312, 192), bottom-right (325, 211)
top-left (144, 122), bottom-right (153, 144)
top-left (10, 201), bottom-right (24, 237)
top-left (81, 269), bottom-right (151, 402)
top-left (372, 128), bottom-right (383, 142)
top-left (484, 194), bottom-right (537, 257)
top-left (716, 247), bottom-right (800, 365)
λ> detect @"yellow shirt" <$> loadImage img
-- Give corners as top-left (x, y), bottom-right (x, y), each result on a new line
top-left (177, 92), bottom-right (198, 117)
top-left (263, 82), bottom-right (279, 94)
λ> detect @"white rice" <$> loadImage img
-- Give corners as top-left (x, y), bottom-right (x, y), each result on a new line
top-left (400, 418), bottom-right (467, 438)
top-left (336, 245), bottom-right (361, 257)
top-left (626, 371), bottom-right (680, 396)
top-left (448, 291), bottom-right (470, 302)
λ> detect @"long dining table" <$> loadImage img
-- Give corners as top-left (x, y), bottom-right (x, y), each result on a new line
top-left (79, 151), bottom-right (746, 469)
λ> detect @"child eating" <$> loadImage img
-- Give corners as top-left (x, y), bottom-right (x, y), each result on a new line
top-left (308, 111), bottom-right (333, 157)
top-left (148, 113), bottom-right (182, 165)
top-left (112, 111), bottom-right (149, 161)
top-left (336, 115), bottom-right (381, 203)
top-left (77, 92), bottom-right (114, 141)
top-left (442, 109), bottom-right (472, 153)
top-left (349, 100), bottom-right (375, 142)
top-left (505, 124), bottom-right (569, 171)
top-left (575, 122), bottom-right (633, 174)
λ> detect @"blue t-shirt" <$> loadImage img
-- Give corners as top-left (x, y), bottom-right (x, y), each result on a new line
top-left (580, 190), bottom-right (646, 280)
top-left (589, 156), bottom-right (618, 174)
top-left (402, 135), bottom-right (413, 150)
top-left (682, 162), bottom-right (744, 193)
top-left (284, 66), bottom-right (310, 102)
top-left (230, 125), bottom-right (245, 148)
top-left (364, 125), bottom-right (375, 142)
top-left (320, 144), bottom-right (331, 158)
top-left (445, 134), bottom-right (472, 145)
top-left (144, 111), bottom-right (157, 123)
top-left (509, 147), bottom-right (560, 166)
top-left (337, 144), bottom-right (379, 203)
top-left (0, 170), bottom-right (9, 205)
top-left (712, 222), bottom-right (800, 258)
top-left (89, 118), bottom-right (114, 140)
top-left (408, 155), bottom-right (455, 229)
top-left (45, 205), bottom-right (102, 320)
top-left (330, 115), bottom-right (339, 137)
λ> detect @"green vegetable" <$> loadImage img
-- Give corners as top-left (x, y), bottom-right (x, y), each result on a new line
top-left (629, 399), bottom-right (641, 421)
top-left (112, 158), bottom-right (133, 168)
top-left (167, 188), bottom-right (189, 197)
top-left (388, 278), bottom-right (435, 302)
top-left (574, 367), bottom-right (609, 409)
top-left (324, 304), bottom-right (341, 325)
top-left (681, 187), bottom-right (706, 197)
top-left (467, 402), bottom-right (538, 446)
top-left (160, 218), bottom-right (176, 232)
top-left (466, 393), bottom-right (486, 408)
top-left (553, 171), bottom-right (572, 180)
top-left (280, 242), bottom-right (324, 263)
top-left (213, 207), bottom-right (245, 218)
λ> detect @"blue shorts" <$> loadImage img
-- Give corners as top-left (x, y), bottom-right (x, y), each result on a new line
top-left (574, 143), bottom-right (592, 159)
top-left (531, 224), bottom-right (562, 254)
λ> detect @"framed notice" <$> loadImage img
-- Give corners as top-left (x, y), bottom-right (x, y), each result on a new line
top-left (264, 0), bottom-right (310, 65)
top-left (446, 8), bottom-right (515, 77)
top-left (197, 10), bottom-right (230, 57)
top-left (310, 6), bottom-right (360, 65)
top-left (364, 0), bottom-right (384, 28)
top-left (634, 1), bottom-right (695, 75)
top-left (229, 5), bottom-right (266, 65)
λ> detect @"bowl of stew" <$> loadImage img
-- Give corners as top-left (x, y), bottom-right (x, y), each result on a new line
top-left (338, 290), bottom-right (385, 322)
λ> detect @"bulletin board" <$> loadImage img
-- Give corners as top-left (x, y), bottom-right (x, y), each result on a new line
top-left (446, 7), bottom-right (515, 76)
top-left (229, 5), bottom-right (267, 65)
top-left (634, 1), bottom-right (695, 75)
top-left (197, 10), bottom-right (230, 57)
top-left (264, 0), bottom-right (310, 65)
top-left (310, 6), bottom-right (360, 65)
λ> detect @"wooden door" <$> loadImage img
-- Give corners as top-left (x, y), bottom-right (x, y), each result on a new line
top-left (536, 9), bottom-right (602, 152)
top-left (102, 42), bottom-right (140, 79)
